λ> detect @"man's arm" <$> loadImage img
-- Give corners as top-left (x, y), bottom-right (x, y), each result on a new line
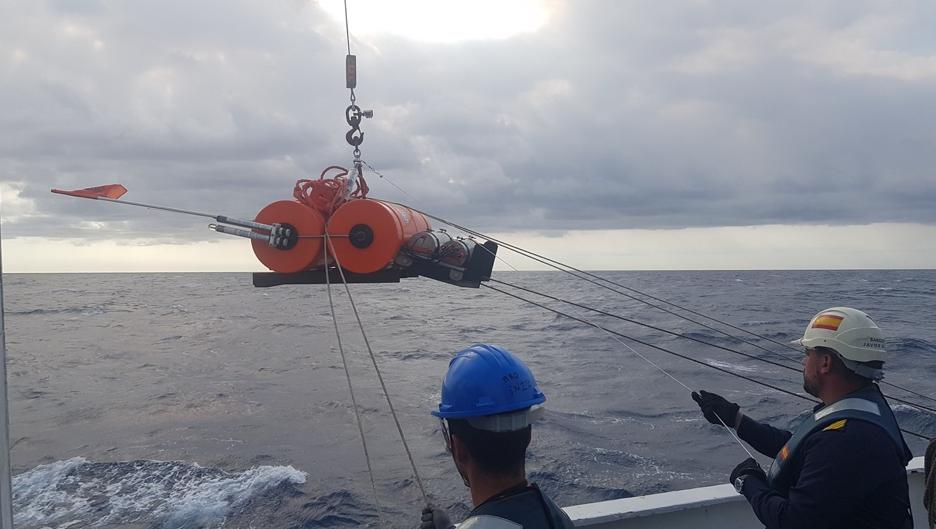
top-left (736, 415), bottom-right (792, 458)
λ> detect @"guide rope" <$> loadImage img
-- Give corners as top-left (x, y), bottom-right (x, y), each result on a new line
top-left (322, 232), bottom-right (383, 525)
top-left (325, 234), bottom-right (431, 506)
top-left (489, 279), bottom-right (936, 416)
top-left (481, 283), bottom-right (933, 442)
top-left (475, 239), bottom-right (520, 272)
top-left (491, 278), bottom-right (805, 373)
top-left (407, 207), bottom-right (936, 407)
top-left (488, 282), bottom-right (757, 459)
top-left (413, 209), bottom-right (801, 360)
top-left (360, 160), bottom-right (410, 196)
top-left (586, 303), bottom-right (757, 459)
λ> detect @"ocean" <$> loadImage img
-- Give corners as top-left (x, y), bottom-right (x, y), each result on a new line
top-left (4, 270), bottom-right (936, 528)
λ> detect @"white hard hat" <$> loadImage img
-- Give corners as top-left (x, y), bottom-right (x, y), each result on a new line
top-left (792, 307), bottom-right (886, 379)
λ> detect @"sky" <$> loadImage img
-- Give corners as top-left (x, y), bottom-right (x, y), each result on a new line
top-left (2, 0), bottom-right (936, 272)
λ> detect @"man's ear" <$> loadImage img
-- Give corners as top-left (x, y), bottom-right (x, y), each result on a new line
top-left (819, 351), bottom-right (834, 374)
top-left (451, 434), bottom-right (471, 467)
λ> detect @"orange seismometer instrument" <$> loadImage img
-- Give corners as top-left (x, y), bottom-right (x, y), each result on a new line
top-left (51, 168), bottom-right (497, 289)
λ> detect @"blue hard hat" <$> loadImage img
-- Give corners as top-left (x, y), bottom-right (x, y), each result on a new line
top-left (432, 344), bottom-right (546, 419)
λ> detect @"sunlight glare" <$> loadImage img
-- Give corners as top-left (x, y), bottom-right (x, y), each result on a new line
top-left (318, 0), bottom-right (552, 43)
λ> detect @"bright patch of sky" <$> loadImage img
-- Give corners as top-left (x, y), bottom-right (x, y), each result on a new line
top-left (317, 0), bottom-right (552, 43)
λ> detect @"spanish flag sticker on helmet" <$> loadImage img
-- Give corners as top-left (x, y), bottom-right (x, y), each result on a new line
top-left (778, 444), bottom-right (791, 461)
top-left (811, 313), bottom-right (845, 331)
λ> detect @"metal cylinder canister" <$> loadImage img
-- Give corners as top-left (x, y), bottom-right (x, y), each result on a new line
top-left (440, 238), bottom-right (477, 268)
top-left (327, 199), bottom-right (430, 273)
top-left (251, 200), bottom-right (325, 273)
top-left (405, 230), bottom-right (454, 261)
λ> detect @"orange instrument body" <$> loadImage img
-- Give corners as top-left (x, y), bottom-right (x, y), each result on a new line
top-left (251, 200), bottom-right (325, 274)
top-left (250, 166), bottom-right (429, 275)
top-left (327, 199), bottom-right (430, 274)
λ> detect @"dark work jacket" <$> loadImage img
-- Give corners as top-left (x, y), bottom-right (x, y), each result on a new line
top-left (737, 388), bottom-right (912, 529)
top-left (463, 482), bottom-right (575, 529)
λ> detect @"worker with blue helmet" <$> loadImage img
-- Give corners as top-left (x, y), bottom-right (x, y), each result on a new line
top-left (420, 344), bottom-right (575, 529)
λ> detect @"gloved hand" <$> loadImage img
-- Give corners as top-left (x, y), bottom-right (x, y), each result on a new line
top-left (691, 390), bottom-right (740, 427)
top-left (421, 505), bottom-right (455, 529)
top-left (730, 457), bottom-right (766, 486)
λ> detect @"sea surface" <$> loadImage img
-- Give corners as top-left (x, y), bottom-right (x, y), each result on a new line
top-left (4, 270), bottom-right (936, 528)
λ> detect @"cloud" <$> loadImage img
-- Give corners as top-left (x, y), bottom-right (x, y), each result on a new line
top-left (0, 182), bottom-right (41, 223)
top-left (1, 0), bottom-right (935, 249)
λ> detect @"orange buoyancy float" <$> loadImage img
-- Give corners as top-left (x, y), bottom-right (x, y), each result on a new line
top-left (327, 199), bottom-right (430, 274)
top-left (251, 200), bottom-right (325, 273)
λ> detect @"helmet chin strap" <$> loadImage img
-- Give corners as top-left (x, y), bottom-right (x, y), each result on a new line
top-left (441, 420), bottom-right (471, 487)
top-left (450, 442), bottom-right (471, 487)
top-left (456, 459), bottom-right (471, 488)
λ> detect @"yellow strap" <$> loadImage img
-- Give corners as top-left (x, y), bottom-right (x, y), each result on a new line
top-left (822, 419), bottom-right (848, 431)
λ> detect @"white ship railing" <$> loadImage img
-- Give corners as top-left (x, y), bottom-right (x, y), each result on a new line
top-left (565, 456), bottom-right (927, 529)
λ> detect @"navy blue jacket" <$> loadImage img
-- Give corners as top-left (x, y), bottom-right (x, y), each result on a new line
top-left (737, 411), bottom-right (912, 529)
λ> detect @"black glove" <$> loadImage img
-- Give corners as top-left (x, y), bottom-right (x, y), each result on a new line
top-left (421, 505), bottom-right (454, 529)
top-left (729, 457), bottom-right (766, 490)
top-left (691, 390), bottom-right (740, 427)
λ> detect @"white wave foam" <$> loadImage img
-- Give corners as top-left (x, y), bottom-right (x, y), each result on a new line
top-left (13, 458), bottom-right (307, 528)
top-left (893, 403), bottom-right (929, 414)
top-left (704, 359), bottom-right (760, 373)
top-left (13, 457), bottom-right (90, 526)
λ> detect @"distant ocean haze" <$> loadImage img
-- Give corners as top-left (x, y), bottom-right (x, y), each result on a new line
top-left (4, 270), bottom-right (936, 528)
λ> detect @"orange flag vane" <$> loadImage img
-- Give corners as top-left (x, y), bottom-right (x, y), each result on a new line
top-left (51, 184), bottom-right (128, 200)
top-left (50, 184), bottom-right (278, 235)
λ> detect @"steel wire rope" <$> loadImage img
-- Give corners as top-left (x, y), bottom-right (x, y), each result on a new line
top-left (491, 278), bottom-right (805, 374)
top-left (481, 283), bottom-right (934, 442)
top-left (342, 0), bottom-right (352, 56)
top-left (465, 245), bottom-right (756, 457)
top-left (489, 278), bottom-right (936, 417)
top-left (558, 295), bottom-right (757, 459)
top-left (360, 160), bottom-right (409, 196)
top-left (411, 209), bottom-right (802, 362)
top-left (488, 282), bottom-right (756, 459)
top-left (500, 236), bottom-right (936, 406)
top-left (324, 234), bottom-right (431, 505)
top-left (473, 238), bottom-right (520, 272)
top-left (881, 380), bottom-right (936, 406)
top-left (408, 208), bottom-right (936, 406)
top-left (322, 233), bottom-right (384, 525)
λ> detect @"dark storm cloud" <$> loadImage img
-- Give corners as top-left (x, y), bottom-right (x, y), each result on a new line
top-left (2, 0), bottom-right (935, 242)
